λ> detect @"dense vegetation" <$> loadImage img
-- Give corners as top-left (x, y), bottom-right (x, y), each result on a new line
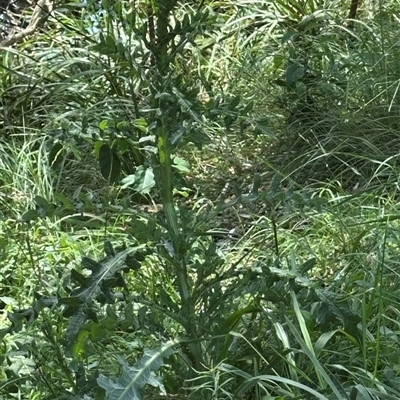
top-left (2, 0), bottom-right (400, 399)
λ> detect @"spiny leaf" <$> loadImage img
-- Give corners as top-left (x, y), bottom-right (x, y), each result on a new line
top-left (97, 343), bottom-right (176, 400)
top-left (65, 247), bottom-right (145, 346)
top-left (67, 306), bottom-right (87, 341)
top-left (72, 247), bottom-right (143, 303)
top-left (125, 256), bottom-right (141, 270)
top-left (315, 289), bottom-right (362, 342)
top-left (81, 257), bottom-right (102, 272)
top-left (70, 269), bottom-right (88, 286)
top-left (104, 240), bottom-right (115, 257)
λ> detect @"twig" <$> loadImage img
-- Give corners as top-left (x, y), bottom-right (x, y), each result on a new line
top-left (0, 0), bottom-right (53, 47)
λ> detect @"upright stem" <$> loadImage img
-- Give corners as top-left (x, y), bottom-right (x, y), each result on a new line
top-left (154, 0), bottom-right (177, 73)
top-left (152, 0), bottom-right (203, 368)
top-left (157, 123), bottom-right (190, 303)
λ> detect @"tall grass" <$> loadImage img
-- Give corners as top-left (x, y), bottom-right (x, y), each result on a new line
top-left (2, 0), bottom-right (400, 399)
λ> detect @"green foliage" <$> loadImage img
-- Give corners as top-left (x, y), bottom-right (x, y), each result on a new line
top-left (3, 0), bottom-right (400, 399)
top-left (98, 144), bottom-right (121, 184)
top-left (98, 344), bottom-right (175, 400)
top-left (64, 242), bottom-right (146, 342)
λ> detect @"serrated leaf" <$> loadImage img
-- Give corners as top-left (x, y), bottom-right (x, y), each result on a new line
top-left (315, 289), bottom-right (362, 342)
top-left (125, 256), bottom-right (141, 270)
top-left (70, 269), bottom-right (88, 286)
top-left (63, 247), bottom-right (145, 346)
top-left (81, 257), bottom-right (102, 272)
top-left (104, 240), bottom-right (115, 257)
top-left (67, 306), bottom-right (88, 341)
top-left (172, 87), bottom-right (201, 122)
top-left (97, 344), bottom-right (175, 400)
top-left (72, 247), bottom-right (144, 304)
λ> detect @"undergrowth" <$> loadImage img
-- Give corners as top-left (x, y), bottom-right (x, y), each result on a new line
top-left (2, 0), bottom-right (400, 399)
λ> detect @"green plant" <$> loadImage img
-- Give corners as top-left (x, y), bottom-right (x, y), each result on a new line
top-left (4, 1), bottom-right (400, 400)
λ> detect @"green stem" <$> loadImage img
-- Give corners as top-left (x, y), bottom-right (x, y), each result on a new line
top-left (154, 0), bottom-right (178, 73)
top-left (157, 123), bottom-right (190, 303)
top-left (152, 0), bottom-right (202, 368)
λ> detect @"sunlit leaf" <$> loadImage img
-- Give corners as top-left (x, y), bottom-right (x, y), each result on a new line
top-left (172, 156), bottom-right (191, 172)
top-left (121, 166), bottom-right (155, 194)
top-left (97, 344), bottom-right (175, 400)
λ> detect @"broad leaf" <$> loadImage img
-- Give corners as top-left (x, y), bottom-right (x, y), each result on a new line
top-left (172, 156), bottom-right (191, 172)
top-left (48, 142), bottom-right (65, 167)
top-left (121, 166), bottom-right (155, 194)
top-left (20, 209), bottom-right (39, 222)
top-left (99, 144), bottom-right (121, 183)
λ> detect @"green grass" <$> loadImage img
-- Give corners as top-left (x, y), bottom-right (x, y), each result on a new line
top-left (3, 139), bottom-right (400, 398)
top-left (3, 0), bottom-right (400, 399)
